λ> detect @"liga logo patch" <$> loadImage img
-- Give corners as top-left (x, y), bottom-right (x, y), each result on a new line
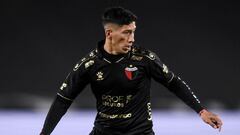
top-left (124, 65), bottom-right (138, 80)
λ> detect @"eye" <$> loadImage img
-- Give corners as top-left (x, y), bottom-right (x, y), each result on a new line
top-left (123, 31), bottom-right (131, 34)
top-left (123, 30), bottom-right (135, 35)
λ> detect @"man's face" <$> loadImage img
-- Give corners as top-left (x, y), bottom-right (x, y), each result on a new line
top-left (108, 22), bottom-right (136, 54)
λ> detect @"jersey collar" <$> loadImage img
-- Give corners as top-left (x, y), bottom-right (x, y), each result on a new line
top-left (96, 40), bottom-right (132, 63)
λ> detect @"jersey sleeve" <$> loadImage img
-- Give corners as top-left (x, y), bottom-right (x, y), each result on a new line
top-left (40, 57), bottom-right (94, 135)
top-left (145, 50), bottom-right (174, 85)
top-left (57, 58), bottom-right (93, 101)
top-left (146, 50), bottom-right (204, 113)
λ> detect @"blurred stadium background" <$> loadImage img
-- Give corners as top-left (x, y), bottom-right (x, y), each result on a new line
top-left (1, 0), bottom-right (239, 134)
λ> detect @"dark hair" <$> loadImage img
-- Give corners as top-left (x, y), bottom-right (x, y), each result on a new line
top-left (102, 7), bottom-right (137, 26)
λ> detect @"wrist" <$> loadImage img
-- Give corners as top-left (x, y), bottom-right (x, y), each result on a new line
top-left (199, 109), bottom-right (207, 116)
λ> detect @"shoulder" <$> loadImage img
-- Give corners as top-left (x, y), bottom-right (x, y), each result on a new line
top-left (73, 49), bottom-right (98, 71)
top-left (131, 46), bottom-right (158, 61)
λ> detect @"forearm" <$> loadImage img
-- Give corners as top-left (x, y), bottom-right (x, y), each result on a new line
top-left (40, 95), bottom-right (72, 135)
top-left (167, 75), bottom-right (204, 113)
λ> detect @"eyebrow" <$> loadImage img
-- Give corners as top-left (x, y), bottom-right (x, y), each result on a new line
top-left (123, 29), bottom-right (136, 32)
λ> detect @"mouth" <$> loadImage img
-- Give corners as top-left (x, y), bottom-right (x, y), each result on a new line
top-left (123, 46), bottom-right (131, 51)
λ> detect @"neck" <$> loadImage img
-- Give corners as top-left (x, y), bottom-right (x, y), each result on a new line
top-left (104, 39), bottom-right (119, 55)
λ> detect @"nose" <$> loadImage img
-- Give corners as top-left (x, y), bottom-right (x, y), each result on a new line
top-left (128, 33), bottom-right (135, 44)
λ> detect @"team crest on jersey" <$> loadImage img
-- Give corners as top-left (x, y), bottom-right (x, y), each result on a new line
top-left (124, 65), bottom-right (138, 80)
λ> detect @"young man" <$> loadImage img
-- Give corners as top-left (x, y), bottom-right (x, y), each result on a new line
top-left (40, 7), bottom-right (223, 135)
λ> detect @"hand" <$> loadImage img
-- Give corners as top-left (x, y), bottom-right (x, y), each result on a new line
top-left (199, 109), bottom-right (223, 132)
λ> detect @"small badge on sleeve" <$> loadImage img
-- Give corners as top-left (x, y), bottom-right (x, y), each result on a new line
top-left (148, 52), bottom-right (155, 60)
top-left (60, 83), bottom-right (67, 90)
top-left (85, 60), bottom-right (94, 69)
top-left (162, 64), bottom-right (169, 74)
top-left (131, 55), bottom-right (143, 61)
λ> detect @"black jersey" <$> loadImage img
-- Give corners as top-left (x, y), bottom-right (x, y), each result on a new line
top-left (41, 40), bottom-right (203, 135)
top-left (56, 40), bottom-right (203, 134)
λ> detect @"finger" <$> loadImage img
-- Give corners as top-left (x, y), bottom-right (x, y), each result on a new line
top-left (216, 115), bottom-right (222, 124)
top-left (204, 118), bottom-right (218, 129)
top-left (217, 120), bottom-right (223, 127)
top-left (213, 121), bottom-right (222, 131)
top-left (212, 123), bottom-right (218, 129)
top-left (212, 120), bottom-right (220, 129)
top-left (214, 125), bottom-right (217, 129)
top-left (218, 119), bottom-right (223, 126)
top-left (212, 117), bottom-right (223, 128)
top-left (219, 125), bottom-right (222, 132)
top-left (211, 116), bottom-right (222, 124)
top-left (217, 120), bottom-right (223, 132)
top-left (208, 121), bottom-right (217, 129)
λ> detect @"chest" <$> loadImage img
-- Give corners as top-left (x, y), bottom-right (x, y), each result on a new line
top-left (89, 60), bottom-right (148, 94)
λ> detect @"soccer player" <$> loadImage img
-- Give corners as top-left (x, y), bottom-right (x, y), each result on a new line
top-left (40, 7), bottom-right (223, 135)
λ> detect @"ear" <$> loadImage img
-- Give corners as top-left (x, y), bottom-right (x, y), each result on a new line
top-left (105, 29), bottom-right (112, 39)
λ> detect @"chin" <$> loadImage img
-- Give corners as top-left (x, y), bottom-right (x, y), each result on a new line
top-left (121, 50), bottom-right (129, 54)
top-left (121, 48), bottom-right (130, 53)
